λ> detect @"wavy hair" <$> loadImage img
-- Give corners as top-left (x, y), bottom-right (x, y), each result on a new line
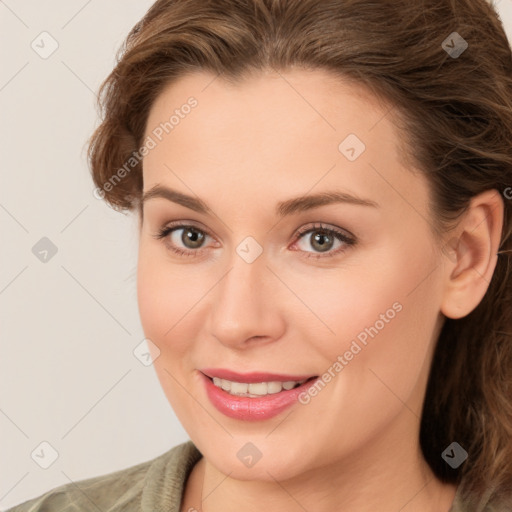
top-left (86, 0), bottom-right (512, 504)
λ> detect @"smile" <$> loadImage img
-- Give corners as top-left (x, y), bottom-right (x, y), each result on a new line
top-left (212, 377), bottom-right (308, 397)
top-left (199, 369), bottom-right (319, 420)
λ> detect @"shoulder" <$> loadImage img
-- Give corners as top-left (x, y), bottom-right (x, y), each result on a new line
top-left (451, 483), bottom-right (512, 512)
top-left (5, 441), bottom-right (202, 512)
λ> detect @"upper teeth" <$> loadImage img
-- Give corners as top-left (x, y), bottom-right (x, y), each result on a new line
top-left (212, 377), bottom-right (307, 397)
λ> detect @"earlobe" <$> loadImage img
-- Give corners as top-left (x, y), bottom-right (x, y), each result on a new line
top-left (440, 189), bottom-right (504, 320)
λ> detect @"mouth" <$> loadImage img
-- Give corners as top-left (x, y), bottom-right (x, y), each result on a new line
top-left (204, 374), bottom-right (317, 397)
top-left (199, 369), bottom-right (319, 420)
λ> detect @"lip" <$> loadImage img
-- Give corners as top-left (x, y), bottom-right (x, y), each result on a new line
top-left (199, 370), bottom-right (319, 421)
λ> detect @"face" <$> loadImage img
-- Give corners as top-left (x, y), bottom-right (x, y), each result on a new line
top-left (137, 68), bottom-right (448, 481)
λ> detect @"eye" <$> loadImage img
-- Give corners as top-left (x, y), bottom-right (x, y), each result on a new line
top-left (292, 222), bottom-right (356, 259)
top-left (153, 222), bottom-right (214, 258)
top-left (152, 221), bottom-right (356, 259)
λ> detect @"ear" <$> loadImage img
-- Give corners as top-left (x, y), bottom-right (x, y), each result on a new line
top-left (440, 189), bottom-right (504, 320)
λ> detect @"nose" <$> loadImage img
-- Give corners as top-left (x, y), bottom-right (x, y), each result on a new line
top-left (207, 249), bottom-right (285, 350)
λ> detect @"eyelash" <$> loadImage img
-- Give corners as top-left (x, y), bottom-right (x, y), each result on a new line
top-left (153, 221), bottom-right (356, 260)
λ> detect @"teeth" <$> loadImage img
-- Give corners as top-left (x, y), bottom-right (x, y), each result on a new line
top-left (231, 381), bottom-right (248, 394)
top-left (211, 377), bottom-right (308, 397)
top-left (267, 381), bottom-right (282, 393)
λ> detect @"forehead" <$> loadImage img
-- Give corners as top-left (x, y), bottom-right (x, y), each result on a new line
top-left (141, 68), bottom-right (430, 224)
top-left (144, 68), bottom-right (395, 147)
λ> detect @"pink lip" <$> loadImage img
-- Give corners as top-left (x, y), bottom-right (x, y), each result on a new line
top-left (199, 370), bottom-right (319, 421)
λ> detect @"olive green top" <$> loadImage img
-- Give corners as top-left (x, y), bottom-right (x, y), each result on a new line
top-left (4, 441), bottom-right (509, 511)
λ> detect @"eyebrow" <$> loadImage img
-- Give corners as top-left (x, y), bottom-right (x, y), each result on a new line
top-left (141, 184), bottom-right (379, 217)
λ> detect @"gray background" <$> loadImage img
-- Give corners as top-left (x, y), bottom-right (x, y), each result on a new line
top-left (1, 0), bottom-right (511, 509)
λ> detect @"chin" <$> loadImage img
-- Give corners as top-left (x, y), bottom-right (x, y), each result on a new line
top-left (194, 434), bottom-right (317, 482)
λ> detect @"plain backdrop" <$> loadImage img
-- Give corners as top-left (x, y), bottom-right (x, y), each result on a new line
top-left (1, 0), bottom-right (511, 509)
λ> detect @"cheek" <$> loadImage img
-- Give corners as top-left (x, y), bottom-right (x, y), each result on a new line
top-left (303, 241), bottom-right (442, 388)
top-left (136, 247), bottom-right (200, 409)
top-left (137, 255), bottom-right (169, 342)
top-left (136, 250), bottom-right (217, 442)
top-left (136, 243), bottom-right (194, 352)
top-left (136, 240), bottom-right (221, 373)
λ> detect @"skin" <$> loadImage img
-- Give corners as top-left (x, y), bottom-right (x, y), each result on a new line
top-left (136, 68), bottom-right (504, 512)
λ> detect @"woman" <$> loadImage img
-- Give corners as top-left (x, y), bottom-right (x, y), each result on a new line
top-left (8, 0), bottom-right (512, 511)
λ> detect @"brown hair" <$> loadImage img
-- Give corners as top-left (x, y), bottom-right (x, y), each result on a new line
top-left (87, 0), bottom-right (512, 504)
